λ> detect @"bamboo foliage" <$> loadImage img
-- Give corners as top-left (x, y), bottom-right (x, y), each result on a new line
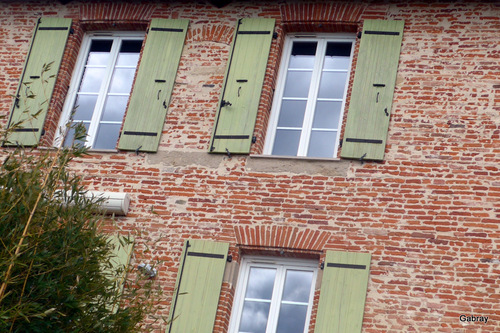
top-left (0, 64), bottom-right (160, 332)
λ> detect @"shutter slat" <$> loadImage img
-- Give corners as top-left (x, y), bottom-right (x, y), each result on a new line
top-left (5, 17), bottom-right (72, 146)
top-left (167, 239), bottom-right (229, 333)
top-left (340, 20), bottom-right (404, 161)
top-left (209, 18), bottom-right (275, 154)
top-left (118, 19), bottom-right (189, 152)
top-left (314, 251), bottom-right (371, 333)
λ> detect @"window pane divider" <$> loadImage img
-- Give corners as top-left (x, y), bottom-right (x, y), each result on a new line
top-left (296, 39), bottom-right (326, 157)
top-left (282, 97), bottom-right (309, 101)
top-left (311, 128), bottom-right (339, 132)
top-left (316, 97), bottom-right (343, 102)
top-left (243, 298), bottom-right (272, 303)
top-left (281, 300), bottom-right (310, 306)
top-left (275, 126), bottom-right (302, 131)
top-left (322, 69), bottom-right (349, 72)
top-left (106, 93), bottom-right (130, 96)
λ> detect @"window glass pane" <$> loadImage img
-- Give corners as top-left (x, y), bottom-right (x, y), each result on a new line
top-left (272, 129), bottom-right (301, 156)
top-left (307, 130), bottom-right (337, 158)
top-left (72, 95), bottom-right (98, 121)
top-left (283, 71), bottom-right (312, 98)
top-left (116, 40), bottom-right (142, 66)
top-left (277, 100), bottom-right (307, 128)
top-left (276, 304), bottom-right (308, 333)
top-left (63, 122), bottom-right (89, 147)
top-left (289, 42), bottom-right (317, 69)
top-left (245, 267), bottom-right (276, 300)
top-left (86, 40), bottom-right (112, 66)
top-left (120, 40), bottom-right (143, 53)
top-left (281, 270), bottom-right (314, 303)
top-left (317, 71), bottom-right (348, 99)
top-left (93, 123), bottom-right (121, 150)
top-left (312, 101), bottom-right (342, 129)
top-left (89, 39), bottom-right (113, 52)
top-left (323, 42), bottom-right (352, 70)
top-left (116, 53), bottom-right (140, 67)
top-left (238, 302), bottom-right (271, 333)
top-left (108, 68), bottom-right (136, 93)
top-left (79, 67), bottom-right (106, 93)
top-left (101, 95), bottom-right (129, 122)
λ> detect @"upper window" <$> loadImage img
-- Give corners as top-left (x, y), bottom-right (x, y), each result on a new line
top-left (228, 257), bottom-right (317, 333)
top-left (264, 34), bottom-right (355, 158)
top-left (58, 32), bottom-right (144, 149)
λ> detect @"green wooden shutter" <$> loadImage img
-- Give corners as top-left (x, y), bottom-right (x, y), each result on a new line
top-left (209, 18), bottom-right (275, 154)
top-left (118, 19), bottom-right (189, 152)
top-left (314, 251), bottom-right (371, 333)
top-left (106, 235), bottom-right (134, 313)
top-left (340, 20), bottom-right (404, 161)
top-left (167, 239), bottom-right (229, 333)
top-left (5, 17), bottom-right (72, 146)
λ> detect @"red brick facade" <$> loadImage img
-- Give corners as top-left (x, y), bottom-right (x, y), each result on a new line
top-left (1, 0), bottom-right (499, 332)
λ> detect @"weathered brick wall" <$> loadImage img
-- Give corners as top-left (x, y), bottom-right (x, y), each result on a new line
top-left (0, 0), bottom-right (499, 332)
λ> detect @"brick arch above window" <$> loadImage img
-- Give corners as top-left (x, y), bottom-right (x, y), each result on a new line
top-left (280, 2), bottom-right (367, 24)
top-left (234, 225), bottom-right (330, 251)
top-left (78, 2), bottom-right (157, 22)
top-left (279, 2), bottom-right (366, 33)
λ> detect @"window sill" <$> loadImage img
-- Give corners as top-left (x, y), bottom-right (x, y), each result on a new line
top-left (39, 146), bottom-right (119, 154)
top-left (247, 154), bottom-right (350, 177)
top-left (87, 149), bottom-right (119, 154)
top-left (250, 154), bottom-right (341, 162)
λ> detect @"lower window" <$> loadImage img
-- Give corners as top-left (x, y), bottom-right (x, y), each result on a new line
top-left (229, 257), bottom-right (317, 333)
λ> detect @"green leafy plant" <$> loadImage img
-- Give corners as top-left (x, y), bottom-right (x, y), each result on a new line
top-left (0, 64), bottom-right (160, 332)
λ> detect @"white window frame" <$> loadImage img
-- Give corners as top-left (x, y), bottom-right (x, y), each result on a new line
top-left (228, 256), bottom-right (318, 333)
top-left (263, 33), bottom-right (356, 158)
top-left (55, 31), bottom-right (144, 150)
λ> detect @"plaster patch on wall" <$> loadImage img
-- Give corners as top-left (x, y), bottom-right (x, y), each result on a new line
top-left (147, 150), bottom-right (222, 168)
top-left (247, 156), bottom-right (352, 177)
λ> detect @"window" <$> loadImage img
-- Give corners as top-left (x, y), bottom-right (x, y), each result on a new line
top-left (264, 34), bottom-right (355, 158)
top-left (229, 257), bottom-right (317, 333)
top-left (58, 32), bottom-right (144, 149)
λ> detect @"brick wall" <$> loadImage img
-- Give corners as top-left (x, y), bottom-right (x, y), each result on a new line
top-left (0, 0), bottom-right (499, 332)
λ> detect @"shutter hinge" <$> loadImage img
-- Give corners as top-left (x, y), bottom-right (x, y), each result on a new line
top-left (70, 27), bottom-right (74, 34)
top-left (360, 153), bottom-right (367, 165)
top-left (357, 31), bottom-right (362, 39)
top-left (225, 148), bottom-right (231, 158)
top-left (339, 138), bottom-right (343, 148)
top-left (320, 261), bottom-right (324, 270)
top-left (273, 32), bottom-right (278, 39)
top-left (252, 136), bottom-right (257, 144)
top-left (14, 95), bottom-right (20, 108)
top-left (227, 255), bottom-right (232, 262)
top-left (221, 100), bottom-right (232, 107)
top-left (135, 145), bottom-right (142, 155)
